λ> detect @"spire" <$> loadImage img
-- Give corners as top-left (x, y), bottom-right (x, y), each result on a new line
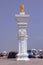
top-left (20, 4), bottom-right (24, 12)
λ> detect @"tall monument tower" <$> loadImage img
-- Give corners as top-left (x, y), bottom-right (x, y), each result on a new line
top-left (15, 4), bottom-right (30, 61)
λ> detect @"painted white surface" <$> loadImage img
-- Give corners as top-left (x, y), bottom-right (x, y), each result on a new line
top-left (15, 12), bottom-right (30, 61)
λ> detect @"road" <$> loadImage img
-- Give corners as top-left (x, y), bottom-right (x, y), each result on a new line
top-left (0, 58), bottom-right (43, 65)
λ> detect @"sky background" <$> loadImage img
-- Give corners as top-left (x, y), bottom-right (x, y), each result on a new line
top-left (0, 0), bottom-right (43, 52)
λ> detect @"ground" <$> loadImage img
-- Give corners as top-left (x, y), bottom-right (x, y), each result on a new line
top-left (0, 58), bottom-right (43, 65)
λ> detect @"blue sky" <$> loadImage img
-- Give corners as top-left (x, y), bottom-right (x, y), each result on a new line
top-left (0, 0), bottom-right (43, 52)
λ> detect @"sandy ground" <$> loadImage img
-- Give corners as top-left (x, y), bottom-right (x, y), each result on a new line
top-left (0, 58), bottom-right (43, 65)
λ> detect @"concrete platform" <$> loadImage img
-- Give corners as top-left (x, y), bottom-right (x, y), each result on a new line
top-left (0, 58), bottom-right (43, 65)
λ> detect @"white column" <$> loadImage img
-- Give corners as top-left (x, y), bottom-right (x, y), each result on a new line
top-left (15, 12), bottom-right (30, 61)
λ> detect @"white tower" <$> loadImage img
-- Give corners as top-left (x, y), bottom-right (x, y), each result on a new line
top-left (15, 4), bottom-right (30, 61)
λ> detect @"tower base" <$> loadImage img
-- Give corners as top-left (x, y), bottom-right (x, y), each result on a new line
top-left (17, 53), bottom-right (30, 61)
